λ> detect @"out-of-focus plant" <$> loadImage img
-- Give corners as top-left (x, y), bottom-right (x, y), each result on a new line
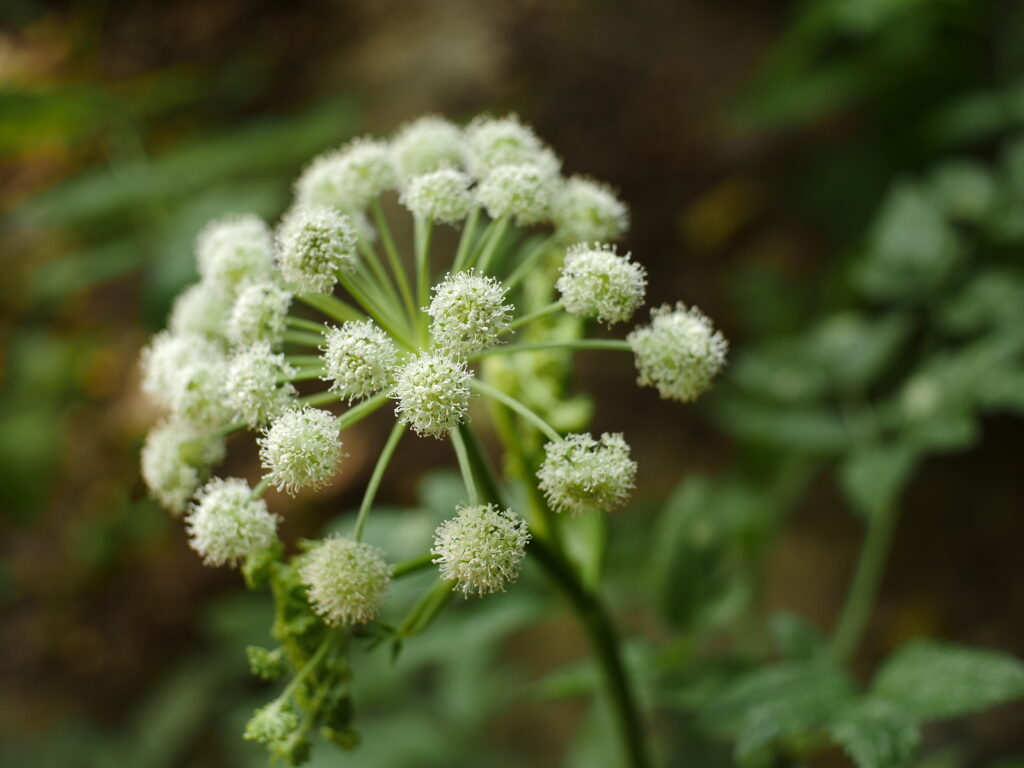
top-left (650, 135), bottom-right (1024, 767)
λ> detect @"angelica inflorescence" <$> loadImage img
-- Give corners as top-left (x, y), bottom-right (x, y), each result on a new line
top-left (137, 112), bottom-right (727, 764)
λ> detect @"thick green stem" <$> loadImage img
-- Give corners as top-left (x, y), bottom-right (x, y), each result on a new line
top-left (251, 476), bottom-right (272, 499)
top-left (298, 390), bottom-right (342, 408)
top-left (831, 505), bottom-right (900, 662)
top-left (414, 215), bottom-right (434, 344)
top-left (528, 537), bottom-right (650, 768)
top-left (283, 329), bottom-right (325, 348)
top-left (460, 422), bottom-right (649, 768)
top-left (470, 379), bottom-right (562, 443)
top-left (297, 293), bottom-right (364, 324)
top-left (474, 339), bottom-right (632, 359)
top-left (398, 578), bottom-right (456, 638)
top-left (353, 420), bottom-right (406, 542)
top-left (393, 552), bottom-right (435, 579)
top-left (287, 316), bottom-right (329, 334)
top-left (336, 392), bottom-right (390, 431)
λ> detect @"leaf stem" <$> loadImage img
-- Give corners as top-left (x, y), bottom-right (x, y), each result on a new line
top-left (474, 338), bottom-right (632, 359)
top-left (469, 379), bottom-right (562, 443)
top-left (353, 420), bottom-right (406, 542)
top-left (831, 504), bottom-right (900, 662)
top-left (371, 199), bottom-right (417, 325)
top-left (508, 301), bottom-right (563, 331)
top-left (452, 207), bottom-right (480, 272)
top-left (450, 427), bottom-right (479, 505)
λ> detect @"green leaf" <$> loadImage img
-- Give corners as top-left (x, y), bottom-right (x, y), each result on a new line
top-left (701, 658), bottom-right (855, 759)
top-left (712, 396), bottom-right (859, 453)
top-left (928, 161), bottom-right (997, 222)
top-left (770, 613), bottom-right (826, 660)
top-left (856, 183), bottom-right (960, 301)
top-left (829, 698), bottom-right (920, 768)
top-left (872, 640), bottom-right (1024, 720)
top-left (839, 443), bottom-right (918, 520)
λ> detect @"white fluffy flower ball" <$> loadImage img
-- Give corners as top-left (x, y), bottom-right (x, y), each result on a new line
top-left (195, 214), bottom-right (275, 294)
top-left (557, 243), bottom-right (646, 325)
top-left (553, 176), bottom-right (629, 243)
top-left (464, 115), bottom-right (559, 178)
top-left (258, 406), bottom-right (342, 495)
top-left (321, 321), bottom-right (398, 402)
top-left (432, 504), bottom-right (531, 595)
top-left (276, 206), bottom-right (358, 294)
top-left (400, 168), bottom-right (473, 224)
top-left (295, 139), bottom-right (396, 212)
top-left (427, 271), bottom-right (513, 357)
top-left (168, 281), bottom-right (230, 340)
top-left (476, 163), bottom-right (558, 226)
top-left (392, 116), bottom-right (465, 180)
top-left (392, 352), bottom-right (472, 438)
top-left (300, 536), bottom-right (392, 625)
top-left (537, 432), bottom-right (636, 516)
top-left (186, 477), bottom-right (279, 567)
top-left (627, 303), bottom-right (727, 402)
top-left (140, 420), bottom-right (226, 514)
top-left (226, 342), bottom-right (297, 427)
top-left (228, 280), bottom-right (292, 347)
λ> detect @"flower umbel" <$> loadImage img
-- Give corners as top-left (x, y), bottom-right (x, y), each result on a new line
top-left (392, 352), bottom-right (473, 438)
top-left (300, 536), bottom-right (392, 626)
top-left (259, 406), bottom-right (342, 495)
top-left (627, 303), bottom-right (728, 402)
top-left (186, 477), bottom-right (279, 567)
top-left (427, 271), bottom-right (513, 357)
top-left (537, 432), bottom-right (637, 516)
top-left (432, 504), bottom-right (531, 595)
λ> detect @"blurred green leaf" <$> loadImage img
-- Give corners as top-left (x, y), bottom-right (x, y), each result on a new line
top-left (701, 657), bottom-right (855, 760)
top-left (839, 443), bottom-right (918, 520)
top-left (770, 613), bottom-right (827, 660)
top-left (872, 640), bottom-right (1024, 720)
top-left (829, 698), bottom-right (920, 768)
top-left (856, 183), bottom-right (960, 301)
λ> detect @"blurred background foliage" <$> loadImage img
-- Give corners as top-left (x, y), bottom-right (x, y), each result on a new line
top-left (1, 0), bottom-right (1023, 766)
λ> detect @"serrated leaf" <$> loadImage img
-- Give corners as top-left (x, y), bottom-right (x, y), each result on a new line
top-left (770, 613), bottom-right (826, 660)
top-left (829, 698), bottom-right (920, 768)
top-left (702, 658), bottom-right (855, 758)
top-left (872, 640), bottom-right (1024, 720)
top-left (856, 183), bottom-right (960, 301)
top-left (839, 443), bottom-right (918, 520)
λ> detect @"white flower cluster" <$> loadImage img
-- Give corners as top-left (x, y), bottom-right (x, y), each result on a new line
top-left (537, 432), bottom-right (637, 516)
top-left (321, 320), bottom-right (399, 401)
top-left (391, 352), bottom-right (473, 438)
top-left (427, 271), bottom-right (513, 357)
top-left (300, 536), bottom-right (392, 626)
top-left (557, 243), bottom-right (646, 325)
top-left (627, 303), bottom-right (728, 402)
top-left (432, 504), bottom-right (531, 595)
top-left (137, 111), bottom-right (730, 684)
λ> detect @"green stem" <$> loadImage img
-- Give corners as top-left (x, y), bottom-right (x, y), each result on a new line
top-left (284, 366), bottom-right (324, 383)
top-left (414, 215), bottom-right (434, 338)
top-left (528, 537), bottom-right (650, 768)
top-left (450, 427), bottom-right (479, 505)
top-left (211, 420), bottom-right (246, 439)
top-left (470, 379), bottom-right (562, 443)
top-left (298, 390), bottom-right (342, 408)
top-left (353, 420), bottom-right (406, 542)
top-left (831, 504), bottom-right (900, 662)
top-left (336, 392), bottom-right (390, 431)
top-left (393, 552), bottom-right (435, 579)
top-left (371, 199), bottom-right (417, 324)
top-left (474, 338), bottom-right (632, 359)
top-left (298, 293), bottom-right (364, 324)
top-left (504, 234), bottom-right (558, 289)
top-left (475, 215), bottom-right (510, 274)
top-left (285, 355), bottom-right (322, 366)
top-left (283, 329), bottom-right (325, 348)
top-left (508, 301), bottom-right (563, 331)
top-left (460, 422), bottom-right (649, 768)
top-left (398, 578), bottom-right (456, 638)
top-left (356, 236), bottom-right (402, 310)
top-left (337, 272), bottom-right (416, 350)
top-left (287, 316), bottom-right (329, 334)
top-left (452, 207), bottom-right (481, 272)
top-left (251, 476), bottom-right (272, 499)
top-left (277, 630), bottom-right (339, 704)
